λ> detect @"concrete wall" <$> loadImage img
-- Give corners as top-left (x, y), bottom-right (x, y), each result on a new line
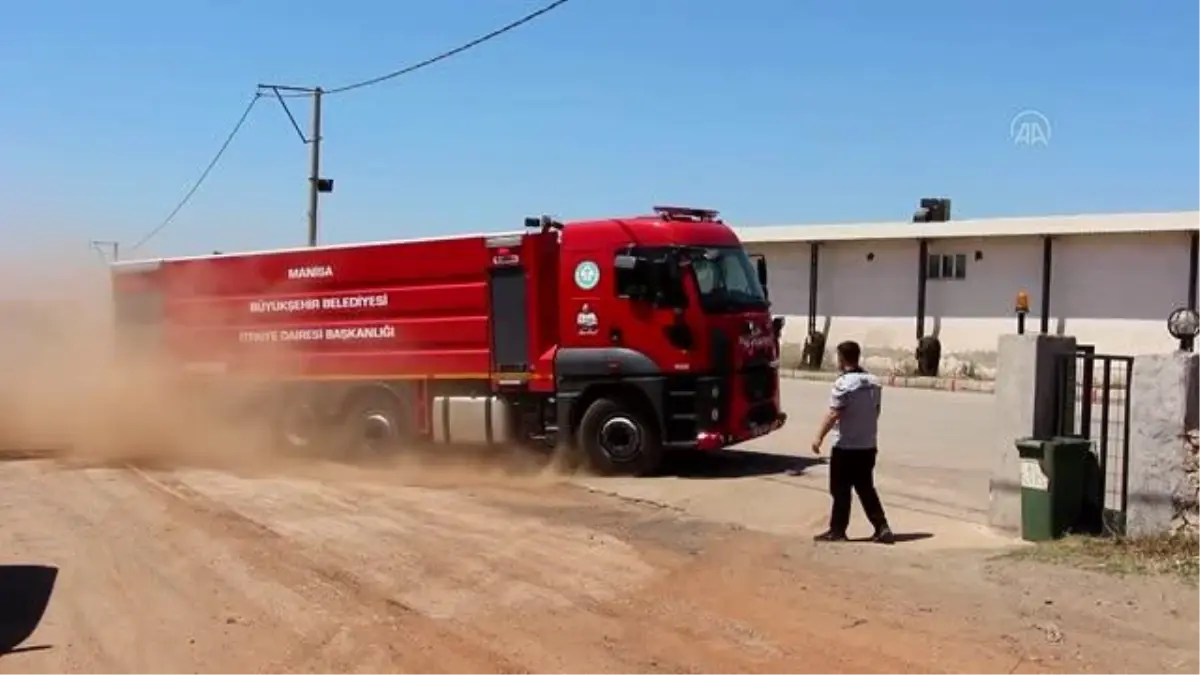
top-left (988, 334), bottom-right (1077, 535)
top-left (750, 230), bottom-right (1195, 371)
top-left (1126, 352), bottom-right (1199, 537)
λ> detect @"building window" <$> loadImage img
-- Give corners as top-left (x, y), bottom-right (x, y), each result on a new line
top-left (926, 253), bottom-right (967, 280)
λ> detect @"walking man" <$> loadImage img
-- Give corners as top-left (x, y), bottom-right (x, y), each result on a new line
top-left (810, 340), bottom-right (895, 544)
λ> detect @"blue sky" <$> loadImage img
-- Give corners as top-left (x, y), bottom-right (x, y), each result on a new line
top-left (2, 0), bottom-right (1197, 257)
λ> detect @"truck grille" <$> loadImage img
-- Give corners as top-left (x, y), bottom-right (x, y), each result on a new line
top-left (744, 345), bottom-right (774, 369)
top-left (745, 401), bottom-right (780, 429)
top-left (742, 366), bottom-right (777, 403)
top-left (709, 329), bottom-right (734, 374)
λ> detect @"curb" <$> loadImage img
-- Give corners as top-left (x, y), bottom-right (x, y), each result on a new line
top-left (781, 369), bottom-right (994, 394)
top-left (780, 369), bottom-right (1128, 403)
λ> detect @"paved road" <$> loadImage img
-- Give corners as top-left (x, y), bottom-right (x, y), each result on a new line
top-left (579, 379), bottom-right (1006, 550)
top-left (752, 379), bottom-right (997, 518)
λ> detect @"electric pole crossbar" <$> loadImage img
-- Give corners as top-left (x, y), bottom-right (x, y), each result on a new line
top-left (257, 83), bottom-right (333, 247)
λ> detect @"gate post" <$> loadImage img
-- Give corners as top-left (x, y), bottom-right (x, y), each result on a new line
top-left (1126, 352), bottom-right (1199, 537)
top-left (988, 334), bottom-right (1078, 534)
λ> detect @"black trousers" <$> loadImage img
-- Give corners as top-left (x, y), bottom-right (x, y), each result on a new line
top-left (828, 447), bottom-right (889, 534)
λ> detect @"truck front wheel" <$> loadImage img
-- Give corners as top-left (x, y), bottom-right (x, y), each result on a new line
top-left (577, 397), bottom-right (663, 476)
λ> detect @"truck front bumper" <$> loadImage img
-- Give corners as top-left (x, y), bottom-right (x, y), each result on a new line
top-left (693, 411), bottom-right (788, 451)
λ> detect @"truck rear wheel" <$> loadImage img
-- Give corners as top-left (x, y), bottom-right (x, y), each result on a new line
top-left (577, 397), bottom-right (663, 476)
top-left (274, 395), bottom-right (326, 457)
top-left (339, 386), bottom-right (410, 459)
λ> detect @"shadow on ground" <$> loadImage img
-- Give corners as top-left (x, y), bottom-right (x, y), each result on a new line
top-left (0, 449), bottom-right (60, 462)
top-left (0, 564), bottom-right (58, 656)
top-left (662, 449), bottom-right (825, 479)
top-left (849, 532), bottom-right (935, 544)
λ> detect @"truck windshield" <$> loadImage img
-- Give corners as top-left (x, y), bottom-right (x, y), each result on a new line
top-left (689, 246), bottom-right (768, 313)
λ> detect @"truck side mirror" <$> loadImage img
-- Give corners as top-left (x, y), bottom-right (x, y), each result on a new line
top-left (750, 253), bottom-right (770, 301)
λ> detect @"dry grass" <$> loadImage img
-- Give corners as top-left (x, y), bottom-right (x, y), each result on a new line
top-left (1002, 532), bottom-right (1200, 582)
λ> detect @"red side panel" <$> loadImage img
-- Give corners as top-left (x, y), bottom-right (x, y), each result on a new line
top-left (124, 235), bottom-right (513, 380)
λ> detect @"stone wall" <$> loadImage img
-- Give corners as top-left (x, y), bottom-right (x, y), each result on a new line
top-left (1175, 429), bottom-right (1199, 536)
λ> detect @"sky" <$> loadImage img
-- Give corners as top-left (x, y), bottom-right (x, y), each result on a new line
top-left (1, 0), bottom-right (1197, 258)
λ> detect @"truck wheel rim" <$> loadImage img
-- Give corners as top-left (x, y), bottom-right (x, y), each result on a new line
top-left (599, 416), bottom-right (641, 462)
top-left (361, 412), bottom-right (394, 450)
top-left (283, 404), bottom-right (318, 447)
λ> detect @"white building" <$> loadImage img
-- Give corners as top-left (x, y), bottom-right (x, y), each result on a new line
top-left (734, 211), bottom-right (1199, 370)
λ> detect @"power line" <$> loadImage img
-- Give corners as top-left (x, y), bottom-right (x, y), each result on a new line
top-left (327, 0), bottom-right (573, 95)
top-left (124, 0), bottom-right (575, 252)
top-left (281, 0), bottom-right (573, 98)
top-left (255, 0), bottom-right (574, 245)
top-left (129, 93), bottom-right (263, 252)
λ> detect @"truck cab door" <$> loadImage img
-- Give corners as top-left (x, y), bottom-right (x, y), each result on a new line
top-left (558, 250), bottom-right (610, 349)
top-left (557, 249), bottom-right (688, 364)
top-left (611, 251), bottom-right (693, 359)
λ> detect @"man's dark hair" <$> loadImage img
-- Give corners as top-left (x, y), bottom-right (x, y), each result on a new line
top-left (836, 340), bottom-right (861, 366)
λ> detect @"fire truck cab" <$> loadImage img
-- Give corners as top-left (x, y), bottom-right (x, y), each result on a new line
top-left (537, 206), bottom-right (786, 474)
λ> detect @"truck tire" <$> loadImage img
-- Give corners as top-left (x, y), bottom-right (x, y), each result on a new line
top-left (274, 395), bottom-right (326, 457)
top-left (339, 386), bottom-right (409, 459)
top-left (577, 397), bottom-right (663, 476)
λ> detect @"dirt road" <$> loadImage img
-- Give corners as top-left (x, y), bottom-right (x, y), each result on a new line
top-left (1, 456), bottom-right (1196, 674)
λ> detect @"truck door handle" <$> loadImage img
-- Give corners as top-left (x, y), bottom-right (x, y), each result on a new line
top-left (610, 327), bottom-right (622, 344)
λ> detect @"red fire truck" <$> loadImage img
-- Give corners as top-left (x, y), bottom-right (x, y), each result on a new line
top-left (110, 206), bottom-right (787, 475)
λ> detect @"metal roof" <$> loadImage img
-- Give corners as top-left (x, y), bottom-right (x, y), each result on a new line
top-left (733, 210), bottom-right (1199, 244)
top-left (114, 210), bottom-right (1199, 268)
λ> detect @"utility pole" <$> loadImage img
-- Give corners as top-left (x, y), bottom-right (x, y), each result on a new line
top-left (89, 239), bottom-right (120, 263)
top-left (307, 87), bottom-right (323, 247)
top-left (258, 84), bottom-right (333, 247)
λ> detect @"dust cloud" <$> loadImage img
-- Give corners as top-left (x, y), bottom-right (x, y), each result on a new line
top-left (0, 245), bottom-right (271, 469)
top-left (0, 246), bottom-right (574, 488)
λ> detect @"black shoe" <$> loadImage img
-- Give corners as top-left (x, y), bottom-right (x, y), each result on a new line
top-left (813, 530), bottom-right (848, 542)
top-left (871, 527), bottom-right (895, 545)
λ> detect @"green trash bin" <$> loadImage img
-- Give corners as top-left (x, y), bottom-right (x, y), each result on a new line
top-left (1014, 437), bottom-right (1093, 542)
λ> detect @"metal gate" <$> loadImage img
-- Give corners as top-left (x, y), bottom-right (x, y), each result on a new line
top-left (1053, 344), bottom-right (1134, 535)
